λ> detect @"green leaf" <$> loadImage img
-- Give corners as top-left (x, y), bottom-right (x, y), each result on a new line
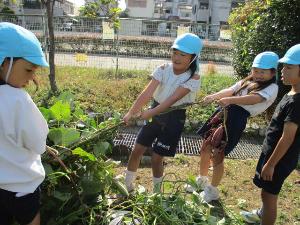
top-left (49, 101), bottom-right (71, 122)
top-left (56, 91), bottom-right (74, 104)
top-left (93, 141), bottom-right (111, 157)
top-left (48, 128), bottom-right (80, 146)
top-left (74, 105), bottom-right (84, 118)
top-left (53, 190), bottom-right (72, 202)
top-left (207, 215), bottom-right (218, 225)
top-left (72, 147), bottom-right (96, 161)
top-left (80, 174), bottom-right (103, 194)
top-left (39, 107), bottom-right (52, 121)
top-left (43, 163), bottom-right (54, 175)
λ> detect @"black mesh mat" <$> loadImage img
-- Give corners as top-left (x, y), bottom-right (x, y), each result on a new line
top-left (113, 131), bottom-right (264, 160)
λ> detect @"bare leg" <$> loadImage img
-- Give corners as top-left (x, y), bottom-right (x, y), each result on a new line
top-left (199, 144), bottom-right (213, 177)
top-left (27, 212), bottom-right (40, 225)
top-left (151, 152), bottom-right (164, 178)
top-left (261, 189), bottom-right (278, 225)
top-left (211, 161), bottom-right (224, 187)
top-left (127, 143), bottom-right (147, 172)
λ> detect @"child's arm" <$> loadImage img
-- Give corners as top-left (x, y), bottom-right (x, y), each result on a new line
top-left (140, 75), bottom-right (199, 119)
top-left (217, 93), bottom-right (264, 107)
top-left (123, 79), bottom-right (160, 124)
top-left (261, 121), bottom-right (298, 181)
top-left (203, 88), bottom-right (235, 104)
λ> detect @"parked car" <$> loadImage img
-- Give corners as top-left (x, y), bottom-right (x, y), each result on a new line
top-left (60, 22), bottom-right (73, 31)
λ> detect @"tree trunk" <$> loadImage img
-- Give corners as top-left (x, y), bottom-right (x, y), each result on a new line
top-left (45, 0), bottom-right (58, 93)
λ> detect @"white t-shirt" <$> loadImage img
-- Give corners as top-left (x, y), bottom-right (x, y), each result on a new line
top-left (230, 80), bottom-right (278, 116)
top-left (0, 85), bottom-right (49, 193)
top-left (152, 63), bottom-right (200, 106)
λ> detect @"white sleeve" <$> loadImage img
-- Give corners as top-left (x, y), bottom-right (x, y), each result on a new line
top-left (180, 78), bottom-right (201, 92)
top-left (17, 95), bottom-right (49, 155)
top-left (255, 83), bottom-right (278, 101)
top-left (229, 80), bottom-right (242, 92)
top-left (151, 66), bottom-right (164, 82)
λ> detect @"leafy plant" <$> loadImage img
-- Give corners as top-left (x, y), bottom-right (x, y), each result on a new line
top-left (229, 0), bottom-right (300, 98)
top-left (40, 92), bottom-right (125, 224)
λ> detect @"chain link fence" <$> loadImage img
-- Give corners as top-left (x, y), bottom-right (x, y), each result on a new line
top-left (0, 14), bottom-right (234, 75)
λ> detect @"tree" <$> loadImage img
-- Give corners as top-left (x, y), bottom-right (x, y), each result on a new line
top-left (1, 5), bottom-right (15, 14)
top-left (79, 0), bottom-right (122, 28)
top-left (229, 0), bottom-right (300, 99)
top-left (40, 0), bottom-right (60, 93)
top-left (41, 0), bottom-right (122, 93)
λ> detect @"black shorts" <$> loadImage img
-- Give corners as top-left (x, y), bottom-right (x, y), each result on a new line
top-left (223, 105), bottom-right (250, 155)
top-left (196, 105), bottom-right (250, 156)
top-left (0, 187), bottom-right (40, 225)
top-left (253, 152), bottom-right (296, 195)
top-left (136, 101), bottom-right (186, 157)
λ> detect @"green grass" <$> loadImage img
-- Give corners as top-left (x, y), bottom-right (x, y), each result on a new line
top-left (31, 66), bottom-right (269, 133)
top-left (30, 66), bottom-right (299, 224)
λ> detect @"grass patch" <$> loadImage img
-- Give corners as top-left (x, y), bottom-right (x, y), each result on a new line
top-left (30, 66), bottom-right (299, 224)
top-left (32, 66), bottom-right (269, 132)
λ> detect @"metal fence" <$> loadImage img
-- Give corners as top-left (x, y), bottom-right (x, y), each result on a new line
top-left (0, 14), bottom-right (234, 75)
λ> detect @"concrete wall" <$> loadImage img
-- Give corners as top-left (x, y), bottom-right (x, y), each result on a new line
top-left (126, 0), bottom-right (155, 18)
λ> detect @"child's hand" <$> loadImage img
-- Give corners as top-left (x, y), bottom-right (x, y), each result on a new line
top-left (217, 97), bottom-right (232, 107)
top-left (203, 95), bottom-right (215, 105)
top-left (123, 112), bottom-right (133, 125)
top-left (261, 164), bottom-right (274, 181)
top-left (140, 109), bottom-right (154, 120)
top-left (123, 111), bottom-right (141, 125)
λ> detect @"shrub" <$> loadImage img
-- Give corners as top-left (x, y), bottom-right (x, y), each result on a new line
top-left (35, 32), bottom-right (233, 63)
top-left (229, 0), bottom-right (300, 98)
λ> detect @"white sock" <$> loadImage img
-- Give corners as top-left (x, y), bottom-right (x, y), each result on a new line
top-left (125, 170), bottom-right (136, 191)
top-left (152, 176), bottom-right (163, 193)
top-left (196, 175), bottom-right (208, 180)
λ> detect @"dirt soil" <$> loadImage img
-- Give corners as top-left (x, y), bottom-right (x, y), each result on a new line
top-left (114, 154), bottom-right (300, 225)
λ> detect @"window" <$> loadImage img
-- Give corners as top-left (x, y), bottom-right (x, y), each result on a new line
top-left (23, 0), bottom-right (42, 9)
top-left (128, 0), bottom-right (147, 8)
top-left (182, 12), bottom-right (190, 17)
top-left (199, 2), bottom-right (209, 10)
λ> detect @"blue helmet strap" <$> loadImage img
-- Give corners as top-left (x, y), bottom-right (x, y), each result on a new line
top-left (5, 57), bottom-right (13, 83)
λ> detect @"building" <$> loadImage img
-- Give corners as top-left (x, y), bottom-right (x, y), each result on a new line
top-left (2, 0), bottom-right (75, 16)
top-left (1, 0), bottom-right (75, 30)
top-left (191, 0), bottom-right (244, 24)
top-left (152, 0), bottom-right (244, 22)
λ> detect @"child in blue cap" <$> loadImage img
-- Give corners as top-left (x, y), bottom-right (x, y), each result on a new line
top-left (0, 22), bottom-right (49, 225)
top-left (186, 51), bottom-right (279, 203)
top-left (241, 44), bottom-right (300, 225)
top-left (123, 33), bottom-right (203, 193)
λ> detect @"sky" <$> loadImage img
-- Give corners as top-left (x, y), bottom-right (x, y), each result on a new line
top-left (71, 0), bottom-right (85, 7)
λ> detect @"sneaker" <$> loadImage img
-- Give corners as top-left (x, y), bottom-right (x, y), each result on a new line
top-left (185, 176), bottom-right (209, 193)
top-left (199, 185), bottom-right (219, 203)
top-left (240, 209), bottom-right (261, 224)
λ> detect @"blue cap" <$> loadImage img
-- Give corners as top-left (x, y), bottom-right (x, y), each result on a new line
top-left (171, 33), bottom-right (203, 56)
top-left (252, 51), bottom-right (279, 69)
top-left (279, 44), bottom-right (300, 65)
top-left (0, 22), bottom-right (48, 67)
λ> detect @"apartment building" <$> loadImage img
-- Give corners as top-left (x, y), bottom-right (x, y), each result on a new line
top-left (153, 0), bottom-right (244, 22)
top-left (2, 0), bottom-right (75, 16)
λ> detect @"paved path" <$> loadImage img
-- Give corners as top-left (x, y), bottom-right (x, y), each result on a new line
top-left (54, 53), bottom-right (234, 75)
